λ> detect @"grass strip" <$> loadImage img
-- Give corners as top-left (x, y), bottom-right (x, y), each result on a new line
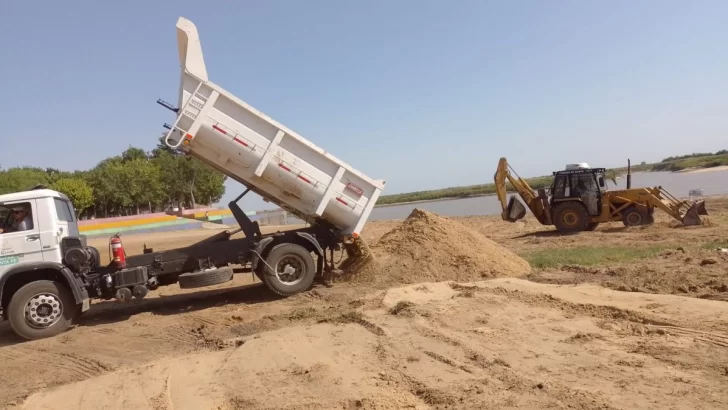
top-left (522, 246), bottom-right (670, 269)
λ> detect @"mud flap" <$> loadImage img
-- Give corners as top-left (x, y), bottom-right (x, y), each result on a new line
top-left (682, 202), bottom-right (703, 226)
top-left (506, 196), bottom-right (527, 222)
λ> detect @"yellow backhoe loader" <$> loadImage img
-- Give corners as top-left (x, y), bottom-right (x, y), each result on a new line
top-left (494, 157), bottom-right (707, 233)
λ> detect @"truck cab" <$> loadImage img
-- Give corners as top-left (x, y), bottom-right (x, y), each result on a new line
top-left (0, 188), bottom-right (91, 340)
top-left (549, 167), bottom-right (607, 216)
top-left (0, 188), bottom-right (79, 272)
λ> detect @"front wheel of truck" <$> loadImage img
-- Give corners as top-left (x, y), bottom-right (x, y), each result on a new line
top-left (261, 243), bottom-right (316, 296)
top-left (8, 280), bottom-right (77, 341)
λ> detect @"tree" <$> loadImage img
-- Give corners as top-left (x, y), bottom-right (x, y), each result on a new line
top-left (151, 137), bottom-right (226, 208)
top-left (1, 136), bottom-right (226, 217)
top-left (122, 146), bottom-right (148, 162)
top-left (153, 151), bottom-right (185, 206)
top-left (153, 152), bottom-right (226, 209)
top-left (177, 157), bottom-right (226, 207)
top-left (119, 158), bottom-right (164, 214)
top-left (51, 178), bottom-right (94, 216)
top-left (0, 167), bottom-right (49, 194)
top-left (86, 159), bottom-right (129, 217)
top-left (151, 135), bottom-right (177, 158)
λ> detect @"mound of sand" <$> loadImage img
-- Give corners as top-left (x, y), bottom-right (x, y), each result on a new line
top-left (340, 209), bottom-right (530, 285)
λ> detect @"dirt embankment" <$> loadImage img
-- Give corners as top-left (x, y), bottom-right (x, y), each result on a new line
top-left (17, 280), bottom-right (728, 410)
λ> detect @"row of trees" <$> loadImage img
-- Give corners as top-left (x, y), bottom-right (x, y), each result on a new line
top-left (660, 149), bottom-right (728, 163)
top-left (0, 138), bottom-right (226, 219)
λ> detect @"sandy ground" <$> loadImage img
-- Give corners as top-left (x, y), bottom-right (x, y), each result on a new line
top-left (1, 197), bottom-right (727, 409)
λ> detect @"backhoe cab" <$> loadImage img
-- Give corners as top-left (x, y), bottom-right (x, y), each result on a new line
top-left (494, 157), bottom-right (708, 233)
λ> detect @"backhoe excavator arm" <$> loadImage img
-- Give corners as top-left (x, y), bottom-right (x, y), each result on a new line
top-left (494, 157), bottom-right (549, 224)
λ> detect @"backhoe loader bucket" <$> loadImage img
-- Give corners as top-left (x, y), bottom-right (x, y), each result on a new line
top-left (505, 196), bottom-right (527, 222)
top-left (695, 199), bottom-right (708, 216)
top-left (682, 201), bottom-right (705, 226)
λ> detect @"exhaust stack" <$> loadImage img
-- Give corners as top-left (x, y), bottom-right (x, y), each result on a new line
top-left (627, 159), bottom-right (632, 189)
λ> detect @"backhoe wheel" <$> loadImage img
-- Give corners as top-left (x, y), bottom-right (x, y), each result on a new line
top-left (553, 202), bottom-right (589, 233)
top-left (261, 243), bottom-right (316, 296)
top-left (585, 222), bottom-right (599, 231)
top-left (623, 207), bottom-right (648, 227)
top-left (8, 280), bottom-right (77, 341)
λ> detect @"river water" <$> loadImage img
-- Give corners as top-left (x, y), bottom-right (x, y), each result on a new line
top-left (369, 169), bottom-right (728, 221)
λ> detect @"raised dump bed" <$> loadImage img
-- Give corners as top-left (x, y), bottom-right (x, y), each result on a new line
top-left (161, 17), bottom-right (385, 237)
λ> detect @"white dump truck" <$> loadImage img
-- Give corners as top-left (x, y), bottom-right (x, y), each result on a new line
top-left (0, 17), bottom-right (385, 341)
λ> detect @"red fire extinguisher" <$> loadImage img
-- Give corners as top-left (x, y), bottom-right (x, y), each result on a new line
top-left (110, 234), bottom-right (127, 269)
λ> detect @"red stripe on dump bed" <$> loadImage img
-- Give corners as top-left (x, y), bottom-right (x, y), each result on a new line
top-left (279, 163), bottom-right (291, 172)
top-left (297, 175), bottom-right (311, 184)
top-left (336, 197), bottom-right (348, 206)
top-left (233, 137), bottom-right (248, 147)
top-left (212, 124), bottom-right (227, 134)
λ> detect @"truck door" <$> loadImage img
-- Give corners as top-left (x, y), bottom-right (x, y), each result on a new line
top-left (40, 197), bottom-right (79, 262)
top-left (0, 199), bottom-right (44, 277)
top-left (52, 197), bottom-right (79, 237)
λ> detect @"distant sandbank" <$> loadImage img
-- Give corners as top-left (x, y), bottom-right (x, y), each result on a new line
top-left (678, 165), bottom-right (728, 174)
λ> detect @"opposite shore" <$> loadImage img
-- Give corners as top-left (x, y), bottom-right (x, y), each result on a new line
top-left (677, 165), bottom-right (728, 174)
top-left (377, 152), bottom-right (728, 206)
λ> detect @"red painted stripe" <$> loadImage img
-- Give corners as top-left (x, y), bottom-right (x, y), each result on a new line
top-left (346, 182), bottom-right (364, 196)
top-left (336, 197), bottom-right (348, 206)
top-left (297, 175), bottom-right (311, 184)
top-left (233, 137), bottom-right (248, 147)
top-left (212, 124), bottom-right (227, 134)
top-left (279, 163), bottom-right (291, 172)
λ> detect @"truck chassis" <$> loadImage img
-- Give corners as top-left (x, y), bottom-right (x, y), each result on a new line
top-left (0, 188), bottom-right (345, 341)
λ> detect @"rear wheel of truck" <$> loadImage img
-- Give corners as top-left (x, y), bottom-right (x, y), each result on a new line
top-left (261, 243), bottom-right (316, 296)
top-left (553, 202), bottom-right (589, 233)
top-left (8, 280), bottom-right (77, 341)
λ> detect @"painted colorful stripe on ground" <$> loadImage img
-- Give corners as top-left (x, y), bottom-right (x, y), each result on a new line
top-left (79, 209), bottom-right (294, 239)
top-left (81, 219), bottom-right (199, 237)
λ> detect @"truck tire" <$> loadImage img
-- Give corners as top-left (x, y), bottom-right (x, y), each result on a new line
top-left (178, 266), bottom-right (234, 289)
top-left (623, 207), bottom-right (648, 227)
top-left (553, 202), bottom-right (589, 233)
top-left (261, 243), bottom-right (316, 296)
top-left (8, 280), bottom-right (77, 341)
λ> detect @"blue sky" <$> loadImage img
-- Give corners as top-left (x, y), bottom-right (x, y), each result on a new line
top-left (2, 1), bottom-right (726, 210)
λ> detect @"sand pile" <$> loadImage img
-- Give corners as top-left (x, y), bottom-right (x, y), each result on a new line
top-left (340, 209), bottom-right (530, 285)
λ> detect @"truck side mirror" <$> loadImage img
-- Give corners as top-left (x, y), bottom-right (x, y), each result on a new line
top-left (598, 176), bottom-right (605, 188)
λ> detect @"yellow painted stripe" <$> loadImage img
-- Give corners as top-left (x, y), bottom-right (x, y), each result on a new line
top-left (190, 209), bottom-right (232, 219)
top-left (79, 216), bottom-right (178, 231)
top-left (80, 218), bottom-right (197, 234)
